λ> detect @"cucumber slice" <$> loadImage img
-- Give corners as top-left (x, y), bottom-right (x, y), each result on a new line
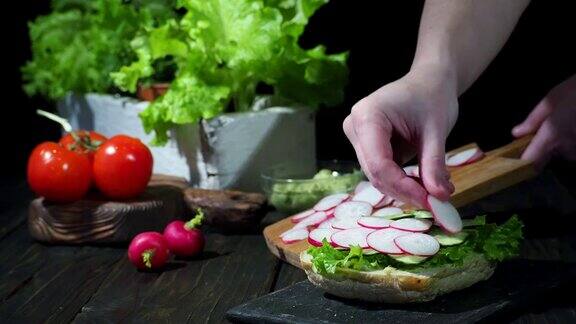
top-left (381, 213), bottom-right (413, 220)
top-left (413, 210), bottom-right (433, 219)
top-left (390, 255), bottom-right (428, 264)
top-left (430, 229), bottom-right (469, 246)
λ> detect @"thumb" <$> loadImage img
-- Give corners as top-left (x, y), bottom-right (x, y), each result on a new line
top-left (419, 129), bottom-right (454, 201)
top-left (512, 97), bottom-right (553, 138)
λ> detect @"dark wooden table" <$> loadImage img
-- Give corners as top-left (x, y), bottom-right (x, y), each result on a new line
top-left (1, 174), bottom-right (576, 323)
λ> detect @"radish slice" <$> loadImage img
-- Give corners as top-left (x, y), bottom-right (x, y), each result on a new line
top-left (291, 209), bottom-right (315, 223)
top-left (281, 228), bottom-right (309, 244)
top-left (373, 195), bottom-right (394, 208)
top-left (354, 181), bottom-right (371, 195)
top-left (394, 233), bottom-right (440, 256)
top-left (293, 211), bottom-right (328, 229)
top-left (332, 218), bottom-right (362, 230)
top-left (325, 207), bottom-right (336, 217)
top-left (333, 201), bottom-right (373, 220)
top-left (366, 228), bottom-right (411, 254)
top-left (357, 217), bottom-right (393, 229)
top-left (446, 147), bottom-right (485, 167)
top-left (318, 218), bottom-right (336, 229)
top-left (331, 228), bottom-right (374, 248)
top-left (372, 207), bottom-right (404, 218)
top-left (403, 165), bottom-right (419, 177)
top-left (313, 193), bottom-right (349, 211)
top-left (352, 184), bottom-right (384, 206)
top-left (390, 218), bottom-right (432, 232)
top-left (308, 228), bottom-right (337, 246)
top-left (427, 195), bottom-right (463, 233)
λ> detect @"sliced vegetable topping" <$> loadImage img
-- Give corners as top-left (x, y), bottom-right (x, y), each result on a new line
top-left (366, 228), bottom-right (410, 254)
top-left (371, 207), bottom-right (404, 218)
top-left (394, 233), bottom-right (440, 256)
top-left (331, 228), bottom-right (374, 248)
top-left (293, 211), bottom-right (329, 229)
top-left (281, 228), bottom-right (309, 244)
top-left (308, 228), bottom-right (337, 247)
top-left (291, 209), bottom-right (316, 223)
top-left (313, 193), bottom-right (350, 211)
top-left (332, 218), bottom-right (362, 230)
top-left (389, 254), bottom-right (428, 265)
top-left (432, 230), bottom-right (469, 246)
top-left (357, 217), bottom-right (393, 229)
top-left (446, 147), bottom-right (485, 166)
top-left (352, 184), bottom-right (385, 206)
top-left (390, 218), bottom-right (432, 232)
top-left (426, 195), bottom-right (463, 233)
top-left (334, 201), bottom-right (373, 220)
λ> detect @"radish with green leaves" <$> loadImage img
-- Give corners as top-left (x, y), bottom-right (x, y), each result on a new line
top-left (163, 209), bottom-right (205, 257)
top-left (128, 232), bottom-right (169, 270)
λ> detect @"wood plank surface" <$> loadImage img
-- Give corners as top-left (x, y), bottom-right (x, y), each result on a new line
top-left (0, 164), bottom-right (574, 323)
top-left (73, 233), bottom-right (279, 323)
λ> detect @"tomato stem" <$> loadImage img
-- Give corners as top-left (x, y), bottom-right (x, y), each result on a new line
top-left (185, 208), bottom-right (204, 230)
top-left (142, 249), bottom-right (155, 268)
top-left (37, 109), bottom-right (73, 133)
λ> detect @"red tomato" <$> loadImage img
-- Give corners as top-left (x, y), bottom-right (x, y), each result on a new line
top-left (27, 142), bottom-right (92, 202)
top-left (93, 135), bottom-right (153, 199)
top-left (59, 130), bottom-right (107, 160)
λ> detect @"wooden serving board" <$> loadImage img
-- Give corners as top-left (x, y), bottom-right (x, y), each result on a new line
top-left (263, 136), bottom-right (537, 268)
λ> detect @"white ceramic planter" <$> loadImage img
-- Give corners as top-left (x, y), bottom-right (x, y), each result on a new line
top-left (57, 93), bottom-right (316, 192)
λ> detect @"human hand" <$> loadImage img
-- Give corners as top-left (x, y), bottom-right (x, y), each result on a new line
top-left (343, 66), bottom-right (459, 207)
top-left (512, 74), bottom-right (576, 170)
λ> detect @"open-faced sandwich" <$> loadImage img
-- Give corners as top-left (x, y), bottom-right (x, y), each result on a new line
top-left (276, 150), bottom-right (523, 303)
top-left (296, 189), bottom-right (523, 303)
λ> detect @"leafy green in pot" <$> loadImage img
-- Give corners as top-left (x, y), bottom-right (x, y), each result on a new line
top-left (112, 0), bottom-right (349, 145)
top-left (308, 215), bottom-right (523, 275)
top-left (22, 0), bottom-right (177, 100)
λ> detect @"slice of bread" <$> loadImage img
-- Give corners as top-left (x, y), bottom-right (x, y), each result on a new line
top-left (300, 251), bottom-right (495, 303)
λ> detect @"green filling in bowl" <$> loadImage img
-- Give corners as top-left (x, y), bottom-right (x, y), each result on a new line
top-left (267, 169), bottom-right (363, 213)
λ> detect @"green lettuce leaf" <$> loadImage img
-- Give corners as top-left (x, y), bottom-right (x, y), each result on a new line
top-left (139, 73), bottom-right (231, 145)
top-left (309, 241), bottom-right (393, 274)
top-left (22, 0), bottom-right (176, 100)
top-left (482, 215), bottom-right (523, 261)
top-left (114, 0), bottom-right (349, 145)
top-left (308, 215), bottom-right (524, 276)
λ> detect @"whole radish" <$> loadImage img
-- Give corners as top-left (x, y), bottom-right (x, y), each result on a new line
top-left (128, 232), bottom-right (170, 270)
top-left (163, 209), bottom-right (205, 257)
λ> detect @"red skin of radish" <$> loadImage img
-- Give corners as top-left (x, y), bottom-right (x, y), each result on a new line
top-left (163, 213), bottom-right (205, 257)
top-left (128, 232), bottom-right (170, 270)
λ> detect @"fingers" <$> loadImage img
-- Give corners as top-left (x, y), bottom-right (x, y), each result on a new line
top-left (512, 97), bottom-right (553, 138)
top-left (343, 116), bottom-right (371, 176)
top-left (521, 121), bottom-right (555, 171)
top-left (347, 103), bottom-right (428, 207)
top-left (419, 126), bottom-right (454, 201)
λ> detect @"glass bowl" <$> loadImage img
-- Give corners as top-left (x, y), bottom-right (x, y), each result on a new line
top-left (261, 160), bottom-right (364, 214)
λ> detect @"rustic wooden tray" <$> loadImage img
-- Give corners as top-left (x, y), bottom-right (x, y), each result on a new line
top-left (28, 175), bottom-right (188, 244)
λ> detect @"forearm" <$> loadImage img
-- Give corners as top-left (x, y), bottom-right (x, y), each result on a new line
top-left (411, 0), bottom-right (530, 95)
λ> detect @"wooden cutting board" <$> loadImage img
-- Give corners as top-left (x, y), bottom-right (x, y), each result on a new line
top-left (263, 136), bottom-right (537, 268)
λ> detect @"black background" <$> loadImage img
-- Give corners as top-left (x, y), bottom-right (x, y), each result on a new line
top-left (3, 0), bottom-right (576, 184)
